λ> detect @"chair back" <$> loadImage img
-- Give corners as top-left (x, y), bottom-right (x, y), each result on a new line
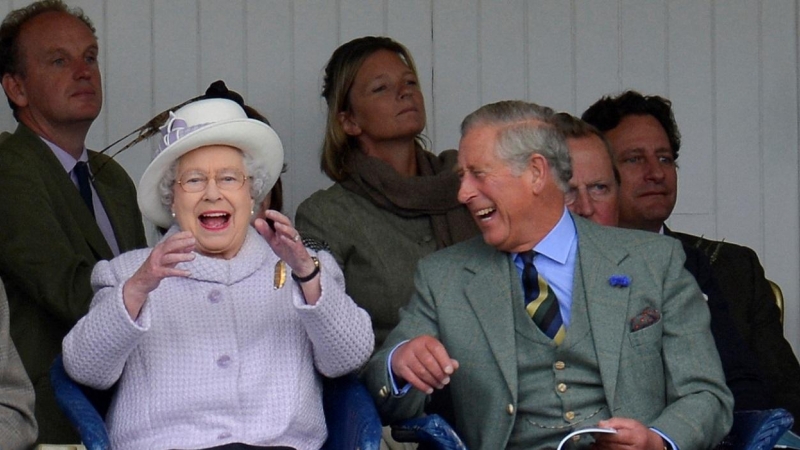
top-left (768, 279), bottom-right (784, 325)
top-left (50, 355), bottom-right (110, 450)
top-left (715, 409), bottom-right (794, 450)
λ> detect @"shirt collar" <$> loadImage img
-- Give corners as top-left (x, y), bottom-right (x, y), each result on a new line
top-left (40, 136), bottom-right (88, 173)
top-left (532, 208), bottom-right (577, 265)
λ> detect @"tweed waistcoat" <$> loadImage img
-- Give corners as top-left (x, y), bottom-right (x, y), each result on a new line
top-left (508, 282), bottom-right (610, 449)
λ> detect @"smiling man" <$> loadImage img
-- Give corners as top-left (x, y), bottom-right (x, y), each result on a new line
top-left (0, 0), bottom-right (146, 443)
top-left (583, 91), bottom-right (800, 431)
top-left (363, 100), bottom-right (732, 450)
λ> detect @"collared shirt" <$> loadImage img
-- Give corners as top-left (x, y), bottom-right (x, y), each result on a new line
top-left (512, 208), bottom-right (577, 327)
top-left (43, 137), bottom-right (120, 256)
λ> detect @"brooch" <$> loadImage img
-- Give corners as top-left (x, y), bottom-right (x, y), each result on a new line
top-left (273, 260), bottom-right (286, 289)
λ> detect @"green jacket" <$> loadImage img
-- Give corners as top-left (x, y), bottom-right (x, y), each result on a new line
top-left (0, 124), bottom-right (146, 443)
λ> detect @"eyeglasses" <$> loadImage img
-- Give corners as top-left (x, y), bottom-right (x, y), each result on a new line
top-left (564, 182), bottom-right (616, 205)
top-left (176, 169), bottom-right (250, 193)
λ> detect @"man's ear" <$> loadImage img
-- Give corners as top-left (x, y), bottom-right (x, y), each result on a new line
top-left (338, 110), bottom-right (361, 137)
top-left (1, 73), bottom-right (27, 109)
top-left (528, 153), bottom-right (549, 193)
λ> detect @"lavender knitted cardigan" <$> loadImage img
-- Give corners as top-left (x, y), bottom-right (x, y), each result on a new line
top-left (63, 227), bottom-right (374, 450)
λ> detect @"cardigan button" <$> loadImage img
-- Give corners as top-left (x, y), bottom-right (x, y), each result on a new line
top-left (208, 289), bottom-right (222, 303)
top-left (379, 386), bottom-right (390, 398)
top-left (565, 411), bottom-right (575, 421)
top-left (557, 383), bottom-right (567, 393)
top-left (554, 361), bottom-right (565, 370)
top-left (506, 404), bottom-right (515, 415)
top-left (216, 355), bottom-right (232, 368)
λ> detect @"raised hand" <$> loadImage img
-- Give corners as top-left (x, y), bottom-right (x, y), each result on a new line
top-left (123, 231), bottom-right (195, 319)
top-left (254, 210), bottom-right (321, 304)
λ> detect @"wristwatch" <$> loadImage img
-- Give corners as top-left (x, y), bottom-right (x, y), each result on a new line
top-left (291, 256), bottom-right (320, 283)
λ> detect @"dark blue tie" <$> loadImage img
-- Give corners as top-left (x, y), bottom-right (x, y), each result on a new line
top-left (519, 250), bottom-right (565, 344)
top-left (74, 161), bottom-right (95, 218)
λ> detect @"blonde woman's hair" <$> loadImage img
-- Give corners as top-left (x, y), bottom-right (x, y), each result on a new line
top-left (320, 36), bottom-right (425, 182)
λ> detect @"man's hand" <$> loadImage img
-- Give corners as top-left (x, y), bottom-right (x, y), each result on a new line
top-left (390, 335), bottom-right (459, 394)
top-left (593, 417), bottom-right (666, 450)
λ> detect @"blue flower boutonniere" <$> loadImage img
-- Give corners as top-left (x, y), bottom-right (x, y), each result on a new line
top-left (609, 274), bottom-right (630, 288)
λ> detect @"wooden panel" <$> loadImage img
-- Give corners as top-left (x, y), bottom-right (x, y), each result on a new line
top-left (528, 1), bottom-right (575, 113)
top-left (289, 1), bottom-right (338, 217)
top-left (0, 1), bottom-right (13, 128)
top-left (153, 1), bottom-right (200, 113)
top-left (667, 213), bottom-right (716, 239)
top-left (479, 0), bottom-right (526, 105)
top-left (619, 0), bottom-right (667, 93)
top-left (0, 1), bottom-right (17, 128)
top-left (761, 0), bottom-right (799, 348)
top-left (432, 0), bottom-right (479, 152)
top-left (341, 0), bottom-right (385, 40)
top-left (667, 0), bottom-right (714, 216)
top-left (199, 1), bottom-right (245, 93)
top-left (575, 0), bottom-right (619, 113)
top-left (245, 0), bottom-right (293, 160)
top-left (714, 0), bottom-right (762, 249)
top-left (104, 1), bottom-right (152, 186)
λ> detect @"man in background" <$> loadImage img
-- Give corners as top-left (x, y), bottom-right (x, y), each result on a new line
top-left (555, 111), bottom-right (771, 412)
top-left (583, 91), bottom-right (800, 430)
top-left (0, 0), bottom-right (146, 443)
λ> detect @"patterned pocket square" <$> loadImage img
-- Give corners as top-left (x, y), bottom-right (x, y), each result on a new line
top-left (630, 307), bottom-right (661, 332)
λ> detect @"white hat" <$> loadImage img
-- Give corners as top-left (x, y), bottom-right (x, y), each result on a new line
top-left (138, 98), bottom-right (284, 228)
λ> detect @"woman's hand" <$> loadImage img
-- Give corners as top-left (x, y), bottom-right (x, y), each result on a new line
top-left (123, 231), bottom-right (195, 320)
top-left (254, 210), bottom-right (321, 304)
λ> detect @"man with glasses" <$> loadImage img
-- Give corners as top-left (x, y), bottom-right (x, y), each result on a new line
top-left (0, 0), bottom-right (146, 443)
top-left (583, 90), bottom-right (800, 430)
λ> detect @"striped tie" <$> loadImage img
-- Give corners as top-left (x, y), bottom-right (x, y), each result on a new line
top-left (519, 250), bottom-right (565, 345)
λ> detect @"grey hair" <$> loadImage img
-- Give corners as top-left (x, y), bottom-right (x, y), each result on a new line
top-left (460, 100), bottom-right (572, 192)
top-left (157, 149), bottom-right (272, 221)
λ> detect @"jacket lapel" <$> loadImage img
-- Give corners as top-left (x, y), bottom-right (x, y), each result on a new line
top-left (572, 216), bottom-right (631, 407)
top-left (17, 126), bottom-right (113, 260)
top-left (463, 246), bottom-right (519, 402)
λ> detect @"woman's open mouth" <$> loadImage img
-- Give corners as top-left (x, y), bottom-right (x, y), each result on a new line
top-left (199, 212), bottom-right (231, 230)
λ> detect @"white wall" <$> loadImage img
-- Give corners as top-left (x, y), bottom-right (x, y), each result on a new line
top-left (1, 0), bottom-right (797, 353)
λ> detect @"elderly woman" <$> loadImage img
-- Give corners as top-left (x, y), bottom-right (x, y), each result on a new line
top-left (62, 98), bottom-right (374, 450)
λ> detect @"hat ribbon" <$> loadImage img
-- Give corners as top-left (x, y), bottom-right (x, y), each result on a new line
top-left (156, 111), bottom-right (212, 155)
